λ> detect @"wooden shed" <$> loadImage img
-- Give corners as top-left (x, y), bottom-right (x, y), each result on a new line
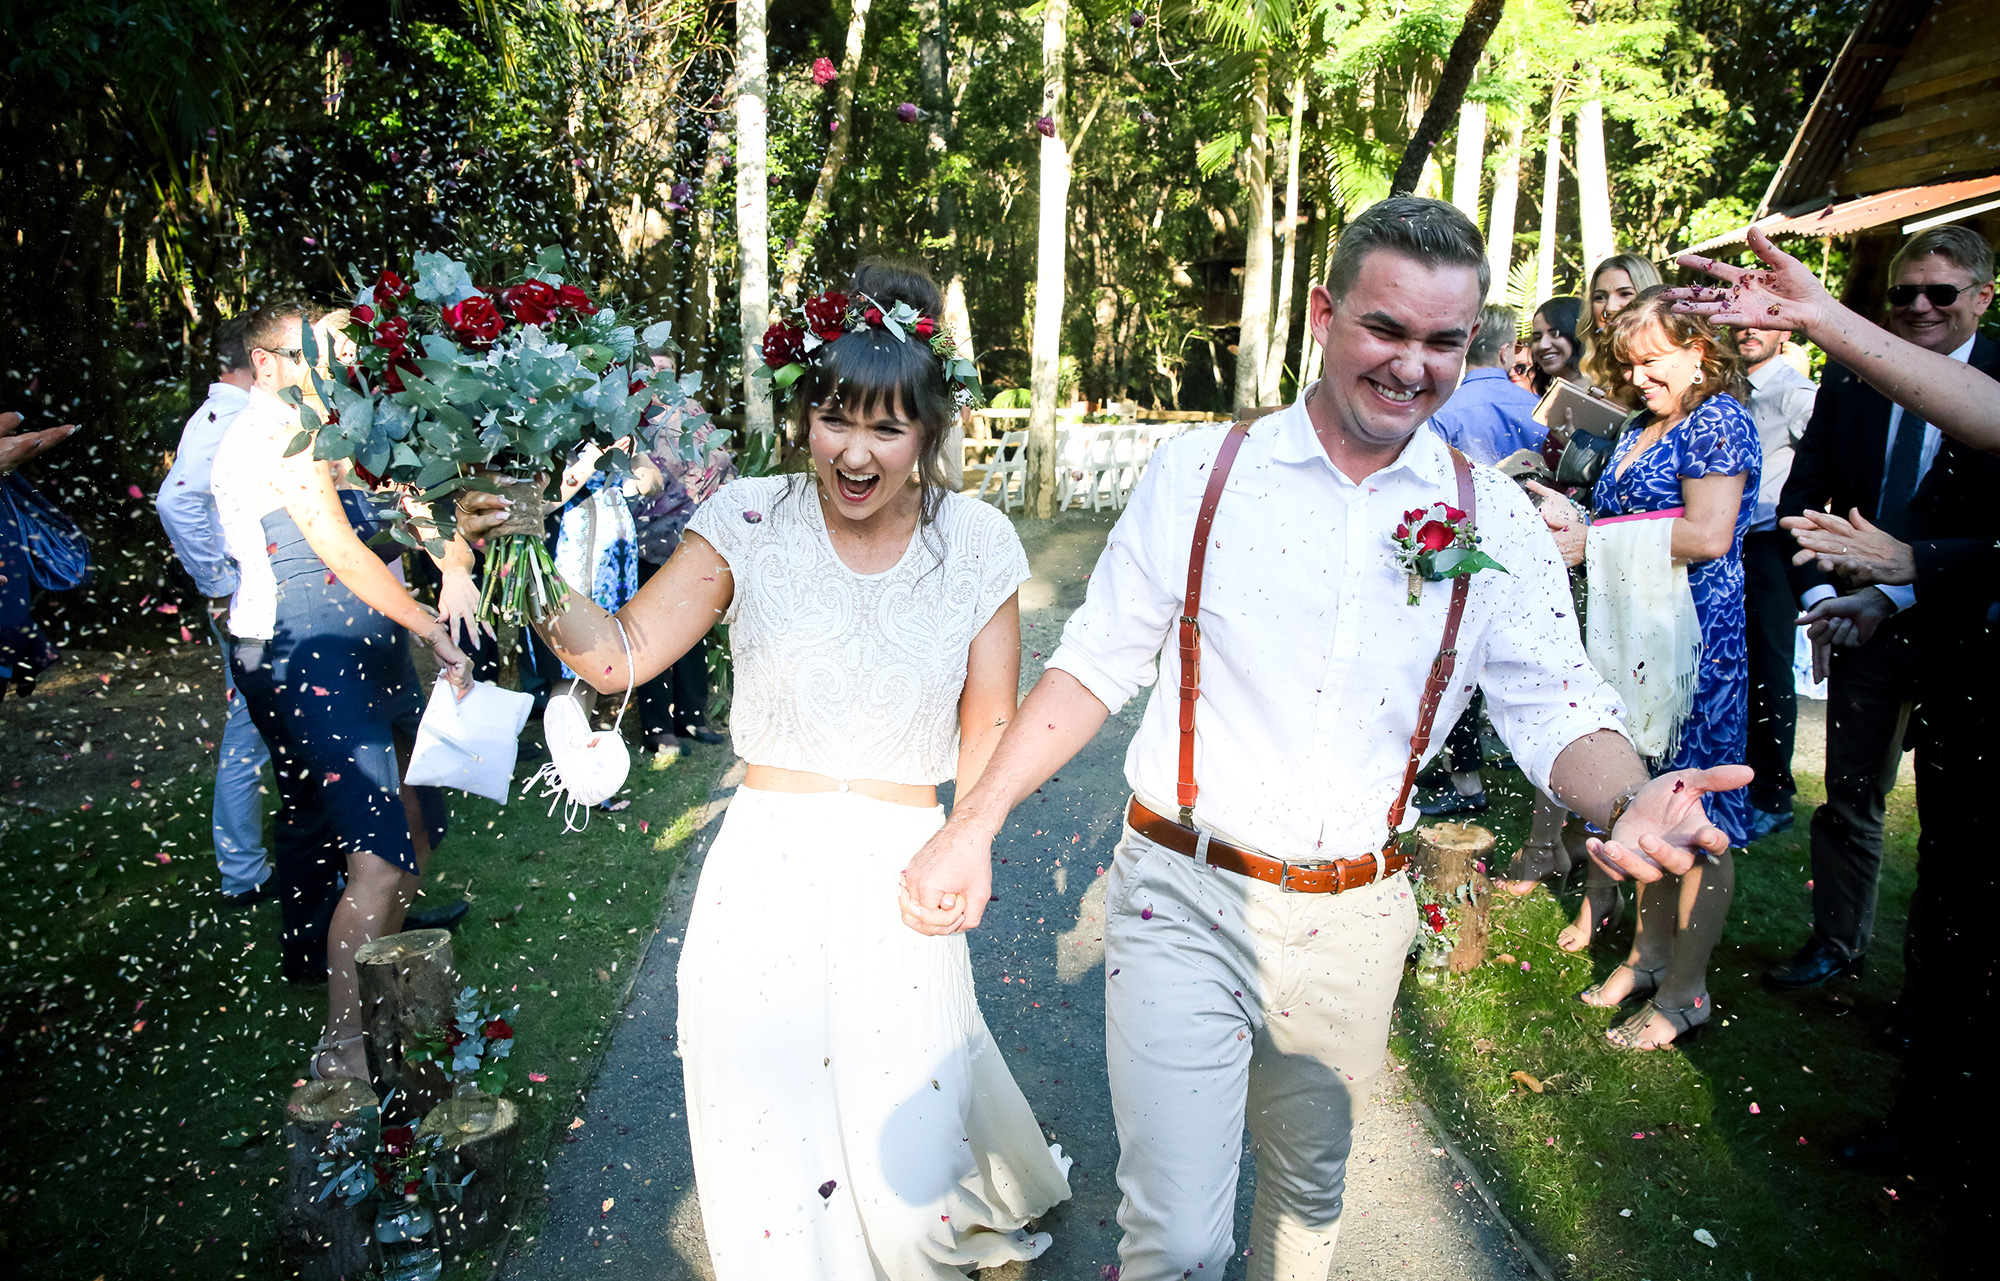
top-left (1685, 0), bottom-right (2000, 314)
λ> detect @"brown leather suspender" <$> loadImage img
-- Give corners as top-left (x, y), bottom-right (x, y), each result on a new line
top-left (1174, 421), bottom-right (1477, 863)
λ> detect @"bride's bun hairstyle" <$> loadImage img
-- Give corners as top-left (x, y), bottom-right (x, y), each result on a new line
top-left (790, 259), bottom-right (957, 521)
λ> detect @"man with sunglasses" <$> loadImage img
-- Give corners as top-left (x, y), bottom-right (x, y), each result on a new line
top-left (1765, 225), bottom-right (1999, 1017)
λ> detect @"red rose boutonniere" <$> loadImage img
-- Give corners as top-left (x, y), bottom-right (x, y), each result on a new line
top-left (1388, 501), bottom-right (1506, 605)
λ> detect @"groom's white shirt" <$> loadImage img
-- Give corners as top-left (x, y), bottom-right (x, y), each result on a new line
top-left (1048, 387), bottom-right (1629, 858)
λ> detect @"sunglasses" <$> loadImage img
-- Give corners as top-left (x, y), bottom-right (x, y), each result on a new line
top-left (1886, 283), bottom-right (1969, 308)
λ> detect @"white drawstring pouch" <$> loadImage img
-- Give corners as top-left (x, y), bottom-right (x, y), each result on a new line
top-left (404, 678), bottom-right (535, 802)
top-left (523, 617), bottom-right (636, 831)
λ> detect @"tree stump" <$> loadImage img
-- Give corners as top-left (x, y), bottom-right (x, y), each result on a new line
top-left (418, 1092), bottom-right (522, 1256)
top-left (1412, 822), bottom-right (1497, 974)
top-left (356, 929), bottom-right (458, 1123)
top-left (279, 1076), bottom-right (380, 1280)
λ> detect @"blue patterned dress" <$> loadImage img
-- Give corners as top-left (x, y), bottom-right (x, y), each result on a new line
top-left (1591, 392), bottom-right (1761, 847)
top-left (554, 470), bottom-right (639, 680)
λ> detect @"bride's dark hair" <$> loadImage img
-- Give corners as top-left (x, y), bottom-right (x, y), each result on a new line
top-left (789, 258), bottom-right (957, 528)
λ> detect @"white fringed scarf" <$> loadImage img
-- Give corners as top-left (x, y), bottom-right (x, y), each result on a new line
top-left (1585, 508), bottom-right (1703, 763)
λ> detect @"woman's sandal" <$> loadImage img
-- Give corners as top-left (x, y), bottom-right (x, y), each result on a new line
top-left (308, 1032), bottom-right (366, 1082)
top-left (1577, 962), bottom-right (1663, 1009)
top-left (1605, 994), bottom-right (1710, 1051)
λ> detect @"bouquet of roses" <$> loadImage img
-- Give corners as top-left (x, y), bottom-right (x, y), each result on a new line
top-left (287, 246), bottom-right (711, 626)
top-left (405, 986), bottom-right (518, 1098)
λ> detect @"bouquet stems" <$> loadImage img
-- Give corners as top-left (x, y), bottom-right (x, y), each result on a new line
top-left (477, 533), bottom-right (568, 628)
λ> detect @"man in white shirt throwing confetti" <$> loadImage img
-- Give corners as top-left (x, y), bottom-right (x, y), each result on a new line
top-left (900, 196), bottom-right (1751, 1281)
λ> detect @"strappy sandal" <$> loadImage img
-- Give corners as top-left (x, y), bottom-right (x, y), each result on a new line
top-left (1578, 962), bottom-right (1662, 1009)
top-left (1606, 994), bottom-right (1710, 1051)
top-left (308, 1032), bottom-right (366, 1082)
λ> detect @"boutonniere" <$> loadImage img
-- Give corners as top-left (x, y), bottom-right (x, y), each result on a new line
top-left (1388, 502), bottom-right (1507, 605)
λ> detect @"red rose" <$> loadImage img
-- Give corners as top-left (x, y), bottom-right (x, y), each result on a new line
top-left (802, 291), bottom-right (848, 329)
top-left (501, 280), bottom-right (558, 326)
top-left (352, 460), bottom-right (387, 490)
top-left (761, 321), bottom-right (806, 369)
top-left (372, 317), bottom-right (411, 357)
top-left (379, 357), bottom-right (418, 394)
top-left (815, 326), bottom-right (846, 345)
top-left (914, 316), bottom-right (936, 339)
top-left (443, 295), bottom-right (507, 346)
top-left (555, 283), bottom-right (599, 316)
top-left (1414, 519), bottom-right (1456, 553)
top-left (483, 1017), bottom-right (514, 1040)
top-left (376, 269), bottom-right (412, 301)
top-left (350, 304), bottom-right (375, 325)
top-left (1442, 505), bottom-right (1467, 523)
top-left (862, 306), bottom-right (884, 326)
top-left (403, 1179), bottom-right (422, 1196)
top-left (629, 378), bottom-right (647, 396)
top-left (1393, 523), bottom-right (1411, 541)
top-left (1403, 507), bottom-right (1430, 525)
top-left (383, 1125), bottom-right (415, 1156)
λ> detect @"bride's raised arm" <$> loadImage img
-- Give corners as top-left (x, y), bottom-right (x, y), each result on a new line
top-left (456, 491), bottom-right (733, 693)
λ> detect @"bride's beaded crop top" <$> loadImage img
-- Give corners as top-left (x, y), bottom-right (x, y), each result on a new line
top-left (685, 476), bottom-right (1031, 786)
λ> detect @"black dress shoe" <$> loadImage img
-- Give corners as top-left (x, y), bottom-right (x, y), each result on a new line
top-left (223, 878), bottom-right (278, 909)
top-left (1414, 762), bottom-right (1452, 792)
top-left (1834, 1125), bottom-right (1912, 1174)
top-left (1417, 790), bottom-right (1489, 818)
top-left (1763, 938), bottom-right (1865, 991)
top-left (1879, 1009), bottom-right (1913, 1053)
top-left (404, 899), bottom-right (471, 933)
top-left (678, 726), bottom-right (727, 746)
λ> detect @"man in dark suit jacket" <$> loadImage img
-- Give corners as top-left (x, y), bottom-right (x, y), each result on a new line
top-left (1764, 224), bottom-right (2000, 999)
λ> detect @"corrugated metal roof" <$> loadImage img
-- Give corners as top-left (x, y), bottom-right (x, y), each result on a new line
top-left (1683, 174), bottom-right (2000, 255)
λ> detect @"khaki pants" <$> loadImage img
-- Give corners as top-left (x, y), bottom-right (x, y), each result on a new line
top-left (1104, 818), bottom-right (1417, 1281)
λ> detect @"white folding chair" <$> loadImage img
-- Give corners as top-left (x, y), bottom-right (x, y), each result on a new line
top-left (970, 429), bottom-right (1028, 512)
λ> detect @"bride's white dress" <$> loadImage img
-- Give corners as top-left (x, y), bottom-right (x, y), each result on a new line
top-left (678, 478), bottom-right (1072, 1279)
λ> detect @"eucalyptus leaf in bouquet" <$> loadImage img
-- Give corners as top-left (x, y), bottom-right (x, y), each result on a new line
top-left (285, 248), bottom-right (713, 625)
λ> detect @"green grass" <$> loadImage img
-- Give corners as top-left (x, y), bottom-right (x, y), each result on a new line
top-left (1396, 764), bottom-right (1937, 1279)
top-left (0, 743), bottom-right (726, 1279)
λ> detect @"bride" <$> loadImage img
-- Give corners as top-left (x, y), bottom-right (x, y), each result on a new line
top-left (460, 260), bottom-right (1070, 1278)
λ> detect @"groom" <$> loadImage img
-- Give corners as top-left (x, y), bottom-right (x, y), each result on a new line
top-left (903, 196), bottom-right (1750, 1280)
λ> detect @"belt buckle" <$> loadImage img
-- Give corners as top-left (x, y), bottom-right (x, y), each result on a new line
top-left (1277, 857), bottom-right (1334, 893)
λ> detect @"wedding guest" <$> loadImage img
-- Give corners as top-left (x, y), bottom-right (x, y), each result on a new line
top-left (1735, 325), bottom-right (1817, 840)
top-left (0, 410), bottom-right (81, 699)
top-left (1428, 304), bottom-right (1544, 466)
top-left (902, 199), bottom-right (1748, 1280)
top-left (628, 410), bottom-right (733, 756)
top-left (547, 436), bottom-right (658, 727)
top-left (156, 314), bottom-right (275, 907)
top-left (1674, 225), bottom-right (2000, 1222)
top-left (1758, 224), bottom-right (2000, 998)
top-left (1535, 287), bottom-right (1759, 1050)
top-left (458, 259), bottom-right (1072, 1278)
top-left (210, 302), bottom-right (472, 1081)
top-left (1585, 253), bottom-right (1664, 351)
top-left (1527, 296), bottom-right (1586, 396)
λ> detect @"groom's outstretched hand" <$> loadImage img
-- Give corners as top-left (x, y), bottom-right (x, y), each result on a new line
top-left (1587, 765), bottom-right (1754, 881)
top-left (899, 818), bottom-right (997, 936)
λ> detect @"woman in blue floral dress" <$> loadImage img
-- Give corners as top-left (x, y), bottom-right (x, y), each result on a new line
top-left (1540, 289), bottom-right (1761, 1050)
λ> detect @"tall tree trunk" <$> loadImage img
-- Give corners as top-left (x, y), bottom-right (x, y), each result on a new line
top-left (916, 0), bottom-right (970, 345)
top-left (736, 0), bottom-right (774, 437)
top-left (1486, 115), bottom-right (1524, 303)
top-left (1389, 0), bottom-right (1507, 197)
top-left (1261, 73), bottom-right (1306, 405)
top-left (1027, 0), bottom-right (1070, 516)
top-left (779, 0), bottom-right (872, 299)
top-left (1535, 90), bottom-right (1563, 306)
top-left (680, 124), bottom-right (731, 410)
top-left (1450, 99), bottom-right (1486, 224)
top-left (1575, 85), bottom-right (1613, 276)
top-left (1234, 53), bottom-right (1272, 413)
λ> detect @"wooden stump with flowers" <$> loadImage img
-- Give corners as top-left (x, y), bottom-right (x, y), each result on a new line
top-left (355, 928), bottom-right (459, 1125)
top-left (1412, 822), bottom-right (1497, 975)
top-left (280, 1076), bottom-right (381, 1281)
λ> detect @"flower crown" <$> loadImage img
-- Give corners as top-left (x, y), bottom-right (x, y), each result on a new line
top-left (756, 289), bottom-right (985, 410)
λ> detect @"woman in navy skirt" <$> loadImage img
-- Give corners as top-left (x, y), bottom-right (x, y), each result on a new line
top-left (212, 305), bottom-right (473, 1081)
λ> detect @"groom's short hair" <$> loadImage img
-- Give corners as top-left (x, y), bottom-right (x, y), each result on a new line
top-left (1324, 196), bottom-right (1490, 304)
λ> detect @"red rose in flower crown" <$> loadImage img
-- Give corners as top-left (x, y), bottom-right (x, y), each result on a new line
top-left (501, 279), bottom-right (559, 326)
top-left (802, 290), bottom-right (849, 329)
top-left (372, 316), bottom-right (411, 357)
top-left (862, 306), bottom-right (884, 326)
top-left (555, 283), bottom-right (599, 316)
top-left (914, 316), bottom-right (936, 339)
top-left (375, 268), bottom-right (413, 302)
top-left (761, 321), bottom-right (807, 369)
top-left (443, 296), bottom-right (507, 346)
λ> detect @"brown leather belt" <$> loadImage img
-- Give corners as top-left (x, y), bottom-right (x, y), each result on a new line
top-left (1126, 796), bottom-right (1408, 895)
